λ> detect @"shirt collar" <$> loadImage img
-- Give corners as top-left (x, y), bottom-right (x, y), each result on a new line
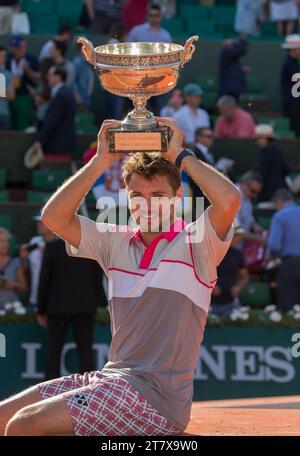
top-left (129, 217), bottom-right (187, 246)
top-left (51, 82), bottom-right (64, 98)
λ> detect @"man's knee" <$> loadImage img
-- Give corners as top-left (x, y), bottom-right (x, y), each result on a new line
top-left (5, 407), bottom-right (45, 436)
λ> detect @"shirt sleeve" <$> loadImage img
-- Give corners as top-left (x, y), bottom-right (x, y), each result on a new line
top-left (268, 214), bottom-right (284, 257)
top-left (65, 215), bottom-right (113, 276)
top-left (187, 206), bottom-right (234, 284)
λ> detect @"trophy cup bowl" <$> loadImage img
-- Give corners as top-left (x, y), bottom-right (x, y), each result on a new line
top-left (77, 35), bottom-right (199, 153)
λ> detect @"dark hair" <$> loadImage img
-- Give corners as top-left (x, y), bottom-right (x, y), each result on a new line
top-left (53, 39), bottom-right (67, 57)
top-left (58, 25), bottom-right (71, 35)
top-left (195, 127), bottom-right (212, 138)
top-left (50, 65), bottom-right (67, 82)
top-left (148, 3), bottom-right (161, 12)
top-left (241, 171), bottom-right (263, 185)
top-left (272, 188), bottom-right (294, 203)
top-left (122, 152), bottom-right (181, 194)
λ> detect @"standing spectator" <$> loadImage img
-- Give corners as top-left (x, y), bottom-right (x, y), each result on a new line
top-left (0, 45), bottom-right (15, 129)
top-left (270, 0), bottom-right (299, 36)
top-left (0, 1), bottom-right (19, 36)
top-left (160, 89), bottom-right (183, 117)
top-left (173, 83), bottom-right (210, 145)
top-left (218, 38), bottom-right (249, 102)
top-left (19, 216), bottom-right (55, 310)
top-left (211, 221), bottom-right (249, 317)
top-left (34, 66), bottom-right (76, 162)
top-left (86, 0), bottom-right (123, 35)
top-left (49, 40), bottom-right (75, 88)
top-left (268, 189), bottom-right (300, 312)
top-left (0, 227), bottom-right (27, 310)
top-left (214, 95), bottom-right (256, 139)
top-left (6, 34), bottom-right (39, 95)
top-left (280, 34), bottom-right (300, 137)
top-left (256, 124), bottom-right (290, 201)
top-left (126, 3), bottom-right (172, 43)
top-left (234, 0), bottom-right (266, 37)
top-left (73, 42), bottom-right (95, 109)
top-left (37, 238), bottom-right (105, 380)
top-left (122, 0), bottom-right (148, 31)
top-left (38, 25), bottom-right (72, 62)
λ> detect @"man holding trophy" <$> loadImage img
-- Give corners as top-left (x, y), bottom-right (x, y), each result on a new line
top-left (0, 36), bottom-right (241, 437)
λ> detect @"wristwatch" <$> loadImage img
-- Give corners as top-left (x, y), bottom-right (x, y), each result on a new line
top-left (175, 149), bottom-right (196, 169)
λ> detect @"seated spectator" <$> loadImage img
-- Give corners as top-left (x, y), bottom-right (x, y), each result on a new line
top-left (28, 57), bottom-right (53, 130)
top-left (126, 3), bottom-right (172, 43)
top-left (0, 227), bottom-right (27, 310)
top-left (270, 0), bottom-right (299, 36)
top-left (73, 42), bottom-right (95, 109)
top-left (0, 45), bottom-right (15, 129)
top-left (218, 37), bottom-right (249, 102)
top-left (211, 220), bottom-right (249, 317)
top-left (86, 0), bottom-right (123, 35)
top-left (49, 39), bottom-right (75, 87)
top-left (173, 83), bottom-right (210, 145)
top-left (34, 65), bottom-right (76, 162)
top-left (39, 25), bottom-right (72, 62)
top-left (214, 95), bottom-right (256, 139)
top-left (6, 34), bottom-right (39, 96)
top-left (268, 189), bottom-right (300, 312)
top-left (255, 124), bottom-right (290, 201)
top-left (0, 1), bottom-right (19, 36)
top-left (280, 34), bottom-right (300, 137)
top-left (160, 89), bottom-right (183, 117)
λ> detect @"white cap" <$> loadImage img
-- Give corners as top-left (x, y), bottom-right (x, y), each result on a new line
top-left (255, 124), bottom-right (275, 138)
top-left (282, 34), bottom-right (300, 49)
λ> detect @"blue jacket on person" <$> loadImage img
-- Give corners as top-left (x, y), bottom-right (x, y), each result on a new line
top-left (38, 84), bottom-right (76, 156)
top-left (218, 39), bottom-right (248, 98)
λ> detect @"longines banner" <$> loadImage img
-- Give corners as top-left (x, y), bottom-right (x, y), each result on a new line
top-left (0, 324), bottom-right (299, 400)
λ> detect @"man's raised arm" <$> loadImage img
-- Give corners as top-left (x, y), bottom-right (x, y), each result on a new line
top-left (41, 120), bottom-right (123, 248)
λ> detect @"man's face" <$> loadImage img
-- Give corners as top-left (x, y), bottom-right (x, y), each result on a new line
top-left (256, 136), bottom-right (269, 148)
top-left (196, 128), bottom-right (214, 148)
top-left (47, 68), bottom-right (59, 88)
top-left (147, 8), bottom-right (162, 27)
top-left (127, 173), bottom-right (182, 232)
top-left (242, 179), bottom-right (262, 200)
top-left (186, 94), bottom-right (201, 108)
top-left (220, 105), bottom-right (235, 121)
top-left (0, 50), bottom-right (6, 66)
top-left (12, 40), bottom-right (26, 59)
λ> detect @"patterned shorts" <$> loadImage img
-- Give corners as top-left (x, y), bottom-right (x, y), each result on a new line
top-left (38, 370), bottom-right (181, 436)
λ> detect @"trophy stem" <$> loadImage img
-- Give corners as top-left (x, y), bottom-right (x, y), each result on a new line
top-left (121, 97), bottom-right (157, 131)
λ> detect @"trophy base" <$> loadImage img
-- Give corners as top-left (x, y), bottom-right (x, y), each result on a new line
top-left (108, 127), bottom-right (169, 153)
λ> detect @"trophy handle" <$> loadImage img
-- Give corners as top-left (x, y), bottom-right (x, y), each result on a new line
top-left (180, 35), bottom-right (199, 67)
top-left (77, 37), bottom-right (96, 67)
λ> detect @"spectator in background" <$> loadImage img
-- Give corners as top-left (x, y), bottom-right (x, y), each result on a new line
top-left (0, 0), bottom-right (19, 36)
top-left (280, 34), bottom-right (300, 137)
top-left (255, 124), bottom-right (290, 201)
top-left (270, 0), bottom-right (299, 36)
top-left (49, 39), bottom-right (75, 87)
top-left (234, 0), bottom-right (266, 37)
top-left (19, 216), bottom-right (55, 310)
top-left (214, 95), bottom-right (256, 139)
top-left (37, 237), bottom-right (105, 380)
top-left (0, 227), bottom-right (27, 310)
top-left (0, 45), bottom-right (15, 129)
top-left (34, 65), bottom-right (76, 162)
top-left (211, 220), bottom-right (249, 317)
top-left (73, 42), bottom-right (95, 109)
top-left (6, 34), bottom-right (39, 95)
top-left (218, 38), bottom-right (250, 102)
top-left (237, 171), bottom-right (264, 233)
top-left (173, 83), bottom-right (210, 145)
top-left (126, 3), bottom-right (172, 43)
top-left (86, 0), bottom-right (123, 35)
top-left (122, 0), bottom-right (148, 32)
top-left (38, 25), bottom-right (72, 62)
top-left (160, 89), bottom-right (183, 117)
top-left (268, 188), bottom-right (300, 312)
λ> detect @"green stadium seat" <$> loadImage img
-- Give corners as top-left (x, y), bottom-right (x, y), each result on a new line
top-left (56, 0), bottom-right (82, 28)
top-left (196, 75), bottom-right (218, 93)
top-left (0, 169), bottom-right (6, 189)
top-left (211, 6), bottom-right (235, 22)
top-left (179, 4), bottom-right (210, 19)
top-left (241, 93), bottom-right (268, 101)
top-left (257, 117), bottom-right (290, 131)
top-left (261, 22), bottom-right (277, 37)
top-left (76, 111), bottom-right (97, 133)
top-left (199, 33), bottom-right (224, 40)
top-left (0, 191), bottom-right (9, 202)
top-left (257, 215), bottom-right (272, 230)
top-left (0, 214), bottom-right (12, 231)
top-left (240, 282), bottom-right (271, 308)
top-left (247, 75), bottom-right (264, 93)
top-left (276, 130), bottom-right (296, 139)
top-left (215, 22), bottom-right (235, 36)
top-left (202, 92), bottom-right (218, 111)
top-left (31, 170), bottom-right (68, 191)
top-left (162, 18), bottom-right (185, 36)
top-left (27, 191), bottom-right (52, 204)
top-left (29, 13), bottom-right (59, 34)
top-left (9, 95), bottom-right (35, 130)
top-left (186, 19), bottom-right (216, 35)
top-left (22, 0), bottom-right (55, 14)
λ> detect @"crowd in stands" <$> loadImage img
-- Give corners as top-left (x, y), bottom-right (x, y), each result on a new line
top-left (1, 1), bottom-right (300, 374)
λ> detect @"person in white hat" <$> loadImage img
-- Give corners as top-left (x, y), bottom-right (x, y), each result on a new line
top-left (280, 34), bottom-right (300, 137)
top-left (255, 124), bottom-right (290, 201)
